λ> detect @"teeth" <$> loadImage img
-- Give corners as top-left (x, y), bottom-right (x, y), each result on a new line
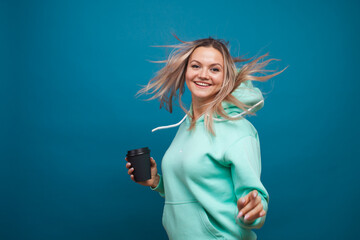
top-left (195, 82), bottom-right (211, 86)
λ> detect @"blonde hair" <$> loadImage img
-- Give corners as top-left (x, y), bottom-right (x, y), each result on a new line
top-left (138, 36), bottom-right (286, 134)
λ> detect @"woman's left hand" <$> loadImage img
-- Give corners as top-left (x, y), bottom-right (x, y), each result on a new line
top-left (237, 190), bottom-right (266, 224)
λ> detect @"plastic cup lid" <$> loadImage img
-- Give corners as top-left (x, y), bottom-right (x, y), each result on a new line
top-left (127, 147), bottom-right (150, 157)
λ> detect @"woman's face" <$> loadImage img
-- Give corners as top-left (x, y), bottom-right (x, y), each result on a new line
top-left (185, 46), bottom-right (224, 105)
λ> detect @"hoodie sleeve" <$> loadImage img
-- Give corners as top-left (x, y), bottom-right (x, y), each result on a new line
top-left (222, 80), bottom-right (264, 114)
top-left (150, 174), bottom-right (165, 198)
top-left (224, 135), bottom-right (269, 229)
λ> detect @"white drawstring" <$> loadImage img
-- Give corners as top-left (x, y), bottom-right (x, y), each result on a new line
top-left (213, 100), bottom-right (264, 121)
top-left (151, 114), bottom-right (188, 132)
top-left (151, 100), bottom-right (264, 132)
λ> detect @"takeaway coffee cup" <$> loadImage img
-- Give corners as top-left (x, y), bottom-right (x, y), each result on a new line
top-left (126, 147), bottom-right (151, 182)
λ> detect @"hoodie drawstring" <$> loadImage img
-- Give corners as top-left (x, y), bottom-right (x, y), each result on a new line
top-left (151, 114), bottom-right (188, 132)
top-left (213, 99), bottom-right (264, 122)
top-left (151, 100), bottom-right (264, 132)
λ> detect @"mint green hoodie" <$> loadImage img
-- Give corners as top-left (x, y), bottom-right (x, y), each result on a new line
top-left (151, 81), bottom-right (269, 240)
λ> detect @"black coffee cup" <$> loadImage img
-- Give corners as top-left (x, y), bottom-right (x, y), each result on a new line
top-left (126, 147), bottom-right (151, 182)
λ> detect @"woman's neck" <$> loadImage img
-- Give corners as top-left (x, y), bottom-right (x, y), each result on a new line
top-left (191, 99), bottom-right (208, 120)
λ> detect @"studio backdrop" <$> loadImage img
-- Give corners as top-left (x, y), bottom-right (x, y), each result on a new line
top-left (1, 0), bottom-right (359, 239)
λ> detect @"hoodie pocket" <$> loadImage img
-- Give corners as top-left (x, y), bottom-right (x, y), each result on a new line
top-left (162, 201), bottom-right (225, 240)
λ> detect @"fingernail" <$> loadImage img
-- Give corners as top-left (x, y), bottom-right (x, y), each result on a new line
top-left (244, 215), bottom-right (249, 220)
top-left (238, 211), bottom-right (243, 217)
top-left (241, 198), bottom-right (245, 204)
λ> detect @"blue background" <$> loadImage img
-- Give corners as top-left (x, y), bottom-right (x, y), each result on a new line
top-left (1, 0), bottom-right (359, 239)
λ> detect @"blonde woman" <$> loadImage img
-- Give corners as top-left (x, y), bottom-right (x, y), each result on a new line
top-left (126, 37), bottom-right (285, 240)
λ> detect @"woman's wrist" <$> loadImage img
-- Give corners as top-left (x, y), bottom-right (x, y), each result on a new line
top-left (151, 174), bottom-right (160, 188)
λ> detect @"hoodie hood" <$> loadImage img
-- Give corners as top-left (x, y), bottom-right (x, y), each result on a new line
top-left (221, 80), bottom-right (264, 116)
top-left (152, 80), bottom-right (264, 132)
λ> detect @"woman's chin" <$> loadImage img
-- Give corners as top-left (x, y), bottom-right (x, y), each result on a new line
top-left (191, 93), bottom-right (216, 103)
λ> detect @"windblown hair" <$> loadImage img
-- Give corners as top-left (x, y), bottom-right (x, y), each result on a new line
top-left (137, 36), bottom-right (286, 134)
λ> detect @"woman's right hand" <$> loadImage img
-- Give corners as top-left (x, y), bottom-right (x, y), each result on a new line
top-left (125, 157), bottom-right (160, 188)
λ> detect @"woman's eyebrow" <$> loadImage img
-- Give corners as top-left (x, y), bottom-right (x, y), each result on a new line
top-left (190, 60), bottom-right (223, 68)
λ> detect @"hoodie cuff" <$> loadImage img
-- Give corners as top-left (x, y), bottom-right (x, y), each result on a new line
top-left (150, 174), bottom-right (165, 197)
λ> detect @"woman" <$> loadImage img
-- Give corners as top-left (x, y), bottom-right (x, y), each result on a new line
top-left (126, 37), bottom-right (284, 239)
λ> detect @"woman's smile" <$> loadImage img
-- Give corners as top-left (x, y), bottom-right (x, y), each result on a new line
top-left (193, 81), bottom-right (212, 88)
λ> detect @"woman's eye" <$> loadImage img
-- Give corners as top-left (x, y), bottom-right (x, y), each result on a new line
top-left (191, 65), bottom-right (200, 69)
top-left (211, 68), bottom-right (220, 72)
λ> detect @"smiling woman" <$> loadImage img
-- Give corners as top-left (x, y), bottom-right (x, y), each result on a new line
top-left (126, 36), bottom-right (286, 240)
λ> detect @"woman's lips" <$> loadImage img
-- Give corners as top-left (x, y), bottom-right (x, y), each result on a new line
top-left (194, 81), bottom-right (212, 88)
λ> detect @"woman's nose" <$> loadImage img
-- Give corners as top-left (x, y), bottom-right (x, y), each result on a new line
top-left (199, 68), bottom-right (209, 79)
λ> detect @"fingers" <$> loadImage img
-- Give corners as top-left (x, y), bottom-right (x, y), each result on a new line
top-left (242, 202), bottom-right (265, 222)
top-left (127, 166), bottom-right (135, 182)
top-left (130, 174), bottom-right (135, 182)
top-left (125, 158), bottom-right (135, 180)
top-left (237, 190), bottom-right (257, 211)
top-left (246, 189), bottom-right (258, 201)
top-left (150, 157), bottom-right (156, 167)
top-left (126, 162), bottom-right (131, 169)
top-left (127, 166), bottom-right (134, 175)
top-left (259, 209), bottom-right (266, 217)
top-left (237, 190), bottom-right (262, 219)
top-left (237, 195), bottom-right (249, 212)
